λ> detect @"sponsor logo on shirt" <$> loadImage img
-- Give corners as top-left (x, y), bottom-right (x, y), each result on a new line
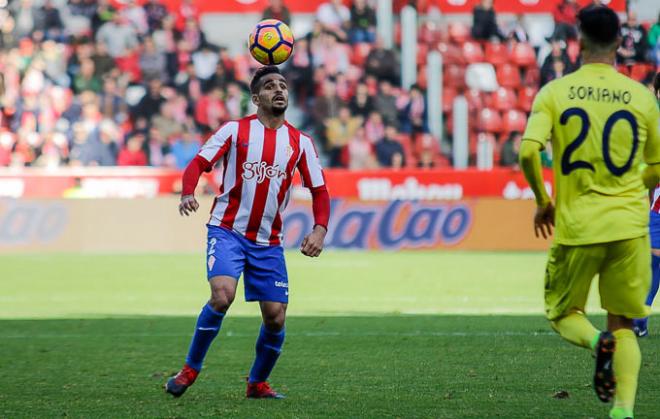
top-left (242, 161), bottom-right (286, 183)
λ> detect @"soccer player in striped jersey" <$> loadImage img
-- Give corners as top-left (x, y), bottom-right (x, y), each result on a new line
top-left (165, 66), bottom-right (330, 399)
top-left (519, 6), bottom-right (660, 419)
top-left (634, 73), bottom-right (660, 338)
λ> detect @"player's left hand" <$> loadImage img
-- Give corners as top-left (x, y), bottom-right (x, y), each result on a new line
top-left (534, 202), bottom-right (555, 239)
top-left (300, 225), bottom-right (327, 257)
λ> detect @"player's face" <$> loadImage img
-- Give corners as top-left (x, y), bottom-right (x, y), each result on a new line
top-left (255, 73), bottom-right (289, 116)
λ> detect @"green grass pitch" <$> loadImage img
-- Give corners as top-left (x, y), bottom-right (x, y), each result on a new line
top-left (1, 252), bottom-right (659, 418)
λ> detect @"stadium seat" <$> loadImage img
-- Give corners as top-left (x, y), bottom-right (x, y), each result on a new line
top-left (416, 65), bottom-right (428, 89)
top-left (496, 64), bottom-right (521, 88)
top-left (418, 21), bottom-right (444, 45)
top-left (491, 87), bottom-right (517, 112)
top-left (522, 66), bottom-right (540, 87)
top-left (616, 64), bottom-right (631, 77)
top-left (511, 42), bottom-right (537, 67)
top-left (437, 42), bottom-right (463, 66)
top-left (448, 22), bottom-right (470, 44)
top-left (465, 63), bottom-right (498, 92)
top-left (517, 86), bottom-right (538, 113)
top-left (630, 63), bottom-right (653, 82)
top-left (443, 64), bottom-right (467, 90)
top-left (464, 88), bottom-right (483, 111)
top-left (416, 43), bottom-right (429, 66)
top-left (501, 109), bottom-right (527, 134)
top-left (462, 41), bottom-right (485, 64)
top-left (484, 42), bottom-right (510, 66)
top-left (442, 88), bottom-right (458, 113)
top-left (476, 108), bottom-right (503, 134)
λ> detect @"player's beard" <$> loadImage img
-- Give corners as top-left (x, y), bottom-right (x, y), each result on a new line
top-left (271, 102), bottom-right (288, 116)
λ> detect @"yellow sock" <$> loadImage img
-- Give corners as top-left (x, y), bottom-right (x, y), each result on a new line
top-left (550, 312), bottom-right (600, 350)
top-left (610, 329), bottom-right (641, 419)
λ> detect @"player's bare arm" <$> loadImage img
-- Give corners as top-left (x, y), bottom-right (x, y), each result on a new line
top-left (519, 140), bottom-right (553, 239)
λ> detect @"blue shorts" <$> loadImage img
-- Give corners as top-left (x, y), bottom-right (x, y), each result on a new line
top-left (650, 212), bottom-right (660, 249)
top-left (206, 225), bottom-right (289, 303)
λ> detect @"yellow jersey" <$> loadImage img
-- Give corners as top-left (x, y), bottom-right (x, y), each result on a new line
top-left (523, 63), bottom-right (660, 245)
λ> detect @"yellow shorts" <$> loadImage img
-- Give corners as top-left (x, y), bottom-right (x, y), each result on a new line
top-left (544, 235), bottom-right (651, 321)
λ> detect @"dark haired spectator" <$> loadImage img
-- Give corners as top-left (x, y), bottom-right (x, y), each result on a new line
top-left (96, 14), bottom-right (138, 58)
top-left (349, 82), bottom-right (374, 120)
top-left (617, 11), bottom-right (647, 65)
top-left (91, 41), bottom-right (115, 79)
top-left (316, 0), bottom-right (350, 41)
top-left (153, 15), bottom-right (180, 80)
top-left (140, 36), bottom-right (167, 82)
top-left (72, 59), bottom-right (102, 94)
top-left (285, 37), bottom-right (313, 106)
top-left (551, 0), bottom-right (579, 41)
top-left (182, 18), bottom-right (206, 52)
top-left (153, 101), bottom-right (184, 142)
top-left (134, 78), bottom-right (165, 121)
top-left (398, 84), bottom-right (427, 135)
top-left (364, 37), bottom-right (400, 85)
top-left (540, 59), bottom-right (566, 86)
top-left (313, 78), bottom-right (343, 144)
top-left (98, 77), bottom-right (127, 123)
top-left (471, 0), bottom-right (503, 41)
top-left (326, 105), bottom-right (361, 167)
top-left (117, 133), bottom-right (148, 166)
top-left (540, 37), bottom-right (574, 79)
top-left (349, 0), bottom-right (376, 44)
top-left (40, 0), bottom-right (64, 41)
top-left (262, 0), bottom-right (291, 26)
top-left (375, 125), bottom-right (405, 168)
top-left (144, 0), bottom-right (169, 31)
top-left (90, 0), bottom-right (116, 35)
top-left (373, 80), bottom-right (398, 127)
top-left (500, 131), bottom-right (521, 167)
top-left (205, 61), bottom-right (230, 93)
top-left (649, 12), bottom-right (660, 66)
top-left (175, 62), bottom-right (203, 103)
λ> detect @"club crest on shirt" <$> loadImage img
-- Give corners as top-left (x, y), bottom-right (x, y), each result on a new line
top-left (242, 161), bottom-right (286, 183)
top-left (286, 145), bottom-right (294, 158)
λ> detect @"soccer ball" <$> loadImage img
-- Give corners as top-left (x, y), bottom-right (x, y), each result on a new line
top-left (248, 19), bottom-right (294, 66)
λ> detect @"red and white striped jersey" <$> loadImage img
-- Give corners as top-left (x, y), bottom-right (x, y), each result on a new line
top-left (652, 186), bottom-right (660, 214)
top-left (197, 115), bottom-right (325, 246)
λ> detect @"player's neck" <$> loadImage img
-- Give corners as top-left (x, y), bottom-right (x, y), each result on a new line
top-left (257, 110), bottom-right (285, 130)
top-left (581, 52), bottom-right (615, 67)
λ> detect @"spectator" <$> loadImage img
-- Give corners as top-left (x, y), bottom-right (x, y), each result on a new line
top-left (96, 14), bottom-right (138, 58)
top-left (398, 84), bottom-right (427, 135)
top-left (170, 128), bottom-right (201, 169)
top-left (416, 133), bottom-right (440, 169)
top-left (325, 105), bottom-right (361, 167)
top-left (364, 111), bottom-right (385, 144)
top-left (194, 86), bottom-right (227, 134)
top-left (175, 62), bottom-right (203, 103)
top-left (551, 0), bottom-right (579, 41)
top-left (98, 77), bottom-right (127, 123)
top-left (143, 0), bottom-right (169, 32)
top-left (40, 0), bottom-right (64, 41)
top-left (225, 82), bottom-right (249, 120)
top-left (11, 0), bottom-right (39, 39)
top-left (541, 37), bottom-right (574, 77)
top-left (0, 131), bottom-right (14, 166)
top-left (72, 59), bottom-right (101, 94)
top-left (134, 78), bottom-right (165, 121)
top-left (316, 0), bottom-right (350, 41)
top-left (182, 18), bottom-right (206, 53)
top-left (69, 119), bottom-right (118, 166)
top-left (313, 31), bottom-right (350, 77)
top-left (262, 0), bottom-right (291, 26)
top-left (192, 44), bottom-right (219, 82)
top-left (508, 14), bottom-right (529, 43)
top-left (347, 127), bottom-right (376, 170)
top-left (205, 61), bottom-right (231, 93)
top-left (649, 12), bottom-right (660, 66)
top-left (541, 59), bottom-right (566, 86)
top-left (174, 0), bottom-right (200, 32)
top-left (286, 37), bottom-right (313, 105)
top-left (471, 0), bottom-right (503, 41)
top-left (313, 78), bottom-right (343, 143)
top-left (499, 131), bottom-right (521, 167)
top-left (152, 101), bottom-right (184, 142)
top-left (153, 15), bottom-right (179, 80)
top-left (364, 37), bottom-right (400, 85)
top-left (373, 80), bottom-right (398, 127)
top-left (117, 132), bottom-right (148, 166)
top-left (122, 0), bottom-right (148, 36)
top-left (40, 39), bottom-right (69, 86)
top-left (349, 82), bottom-right (374, 120)
top-left (375, 125), bottom-right (405, 168)
top-left (617, 11), bottom-right (647, 65)
top-left (147, 125), bottom-right (169, 166)
top-left (90, 0), bottom-right (116, 35)
top-left (140, 36), bottom-right (167, 82)
top-left (349, 0), bottom-right (376, 44)
top-left (91, 41), bottom-right (115, 79)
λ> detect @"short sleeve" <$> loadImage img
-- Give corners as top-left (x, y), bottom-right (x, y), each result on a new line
top-left (198, 121), bottom-right (238, 165)
top-left (297, 134), bottom-right (326, 189)
top-left (523, 86), bottom-right (554, 148)
top-left (643, 97), bottom-right (660, 165)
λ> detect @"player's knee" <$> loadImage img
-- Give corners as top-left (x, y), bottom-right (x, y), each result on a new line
top-left (263, 308), bottom-right (286, 331)
top-left (209, 290), bottom-right (234, 313)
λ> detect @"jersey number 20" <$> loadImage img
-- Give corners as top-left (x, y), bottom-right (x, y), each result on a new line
top-left (560, 107), bottom-right (639, 176)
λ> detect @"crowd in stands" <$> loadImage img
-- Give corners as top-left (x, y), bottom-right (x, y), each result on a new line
top-left (0, 0), bottom-right (658, 171)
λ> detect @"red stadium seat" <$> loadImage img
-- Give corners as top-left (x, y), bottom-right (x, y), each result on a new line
top-left (448, 22), bottom-right (470, 44)
top-left (416, 43), bottom-right (429, 66)
top-left (443, 64), bottom-right (467, 90)
top-left (511, 42), bottom-right (537, 67)
top-left (630, 63), bottom-right (653, 82)
top-left (491, 87), bottom-right (517, 112)
top-left (502, 109), bottom-right (527, 134)
top-left (477, 108), bottom-right (503, 134)
top-left (485, 42), bottom-right (510, 66)
top-left (416, 65), bottom-right (428, 89)
top-left (522, 66), bottom-right (540, 87)
top-left (442, 88), bottom-right (458, 113)
top-left (464, 88), bottom-right (483, 111)
top-left (616, 64), bottom-right (631, 76)
top-left (437, 42), bottom-right (464, 66)
top-left (350, 43), bottom-right (372, 67)
top-left (496, 64), bottom-right (521, 88)
top-left (462, 41), bottom-right (485, 64)
top-left (418, 21), bottom-right (444, 45)
top-left (517, 86), bottom-right (538, 113)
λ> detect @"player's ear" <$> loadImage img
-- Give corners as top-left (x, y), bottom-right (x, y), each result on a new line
top-left (251, 93), bottom-right (260, 107)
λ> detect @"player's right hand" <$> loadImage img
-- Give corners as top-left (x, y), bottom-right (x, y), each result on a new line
top-left (534, 202), bottom-right (555, 239)
top-left (179, 194), bottom-right (199, 216)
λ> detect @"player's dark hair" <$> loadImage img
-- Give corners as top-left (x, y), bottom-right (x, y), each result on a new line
top-left (577, 5), bottom-right (620, 46)
top-left (654, 72), bottom-right (660, 97)
top-left (250, 66), bottom-right (282, 94)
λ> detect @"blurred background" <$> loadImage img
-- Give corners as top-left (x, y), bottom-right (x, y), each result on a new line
top-left (0, 0), bottom-right (658, 314)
